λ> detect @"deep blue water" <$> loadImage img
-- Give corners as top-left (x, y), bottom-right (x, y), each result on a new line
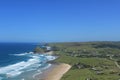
top-left (0, 43), bottom-right (37, 67)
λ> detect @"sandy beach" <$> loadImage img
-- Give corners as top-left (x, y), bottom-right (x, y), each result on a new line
top-left (45, 51), bottom-right (54, 55)
top-left (34, 51), bottom-right (71, 80)
top-left (43, 63), bottom-right (71, 80)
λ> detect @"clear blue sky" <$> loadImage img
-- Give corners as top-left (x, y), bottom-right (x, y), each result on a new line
top-left (0, 0), bottom-right (120, 42)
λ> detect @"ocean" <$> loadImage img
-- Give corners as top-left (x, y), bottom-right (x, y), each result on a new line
top-left (0, 43), bottom-right (56, 80)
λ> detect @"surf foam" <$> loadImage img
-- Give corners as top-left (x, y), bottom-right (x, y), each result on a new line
top-left (0, 52), bottom-right (56, 79)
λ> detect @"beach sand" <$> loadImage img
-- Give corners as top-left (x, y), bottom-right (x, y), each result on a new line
top-left (34, 51), bottom-right (71, 80)
top-left (45, 51), bottom-right (54, 55)
top-left (43, 63), bottom-right (71, 80)
top-left (36, 63), bottom-right (71, 80)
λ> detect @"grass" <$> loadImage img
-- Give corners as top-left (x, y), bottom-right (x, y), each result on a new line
top-left (55, 53), bottom-right (114, 66)
top-left (55, 53), bottom-right (120, 80)
top-left (51, 42), bottom-right (120, 80)
top-left (61, 69), bottom-right (120, 80)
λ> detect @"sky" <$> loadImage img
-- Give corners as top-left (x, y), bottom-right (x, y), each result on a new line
top-left (0, 0), bottom-right (120, 42)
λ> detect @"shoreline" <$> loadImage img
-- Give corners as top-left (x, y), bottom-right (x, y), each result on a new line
top-left (34, 51), bottom-right (71, 80)
top-left (45, 51), bottom-right (54, 55)
top-left (45, 51), bottom-right (71, 80)
top-left (35, 63), bottom-right (71, 80)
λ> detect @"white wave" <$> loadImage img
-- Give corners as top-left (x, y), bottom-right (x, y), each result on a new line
top-left (0, 55), bottom-right (41, 77)
top-left (6, 71), bottom-right (23, 77)
top-left (39, 55), bottom-right (44, 57)
top-left (11, 53), bottom-right (28, 56)
top-left (45, 55), bottom-right (57, 61)
top-left (42, 64), bottom-right (52, 70)
top-left (33, 64), bottom-right (52, 79)
top-left (0, 53), bottom-right (56, 79)
top-left (29, 52), bottom-right (34, 54)
top-left (11, 52), bottom-right (34, 56)
top-left (26, 68), bottom-right (36, 72)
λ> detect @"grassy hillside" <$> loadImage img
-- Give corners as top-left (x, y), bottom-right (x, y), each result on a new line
top-left (50, 42), bottom-right (120, 80)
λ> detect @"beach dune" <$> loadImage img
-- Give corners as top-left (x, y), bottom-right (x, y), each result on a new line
top-left (44, 63), bottom-right (71, 80)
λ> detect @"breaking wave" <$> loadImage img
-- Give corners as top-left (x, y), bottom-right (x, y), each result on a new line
top-left (0, 52), bottom-right (56, 80)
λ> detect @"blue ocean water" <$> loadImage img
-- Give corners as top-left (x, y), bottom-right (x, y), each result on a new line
top-left (0, 43), bottom-right (56, 80)
top-left (0, 43), bottom-right (36, 67)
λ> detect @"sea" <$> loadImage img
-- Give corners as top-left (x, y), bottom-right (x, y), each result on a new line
top-left (0, 43), bottom-right (56, 80)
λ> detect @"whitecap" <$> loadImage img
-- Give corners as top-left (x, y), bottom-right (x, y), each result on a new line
top-left (6, 71), bottom-right (23, 77)
top-left (11, 53), bottom-right (28, 56)
top-left (0, 55), bottom-right (41, 77)
top-left (45, 55), bottom-right (57, 61)
top-left (0, 53), bottom-right (57, 79)
top-left (11, 52), bottom-right (34, 56)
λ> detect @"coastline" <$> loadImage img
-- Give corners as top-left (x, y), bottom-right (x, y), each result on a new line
top-left (34, 51), bottom-right (71, 80)
top-left (39, 63), bottom-right (71, 80)
top-left (45, 51), bottom-right (54, 55)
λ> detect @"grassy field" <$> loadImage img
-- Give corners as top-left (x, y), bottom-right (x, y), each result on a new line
top-left (55, 54), bottom-right (120, 80)
top-left (50, 42), bottom-right (120, 80)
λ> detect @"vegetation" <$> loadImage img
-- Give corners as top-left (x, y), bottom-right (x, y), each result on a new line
top-left (50, 42), bottom-right (120, 80)
top-left (34, 46), bottom-right (45, 53)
